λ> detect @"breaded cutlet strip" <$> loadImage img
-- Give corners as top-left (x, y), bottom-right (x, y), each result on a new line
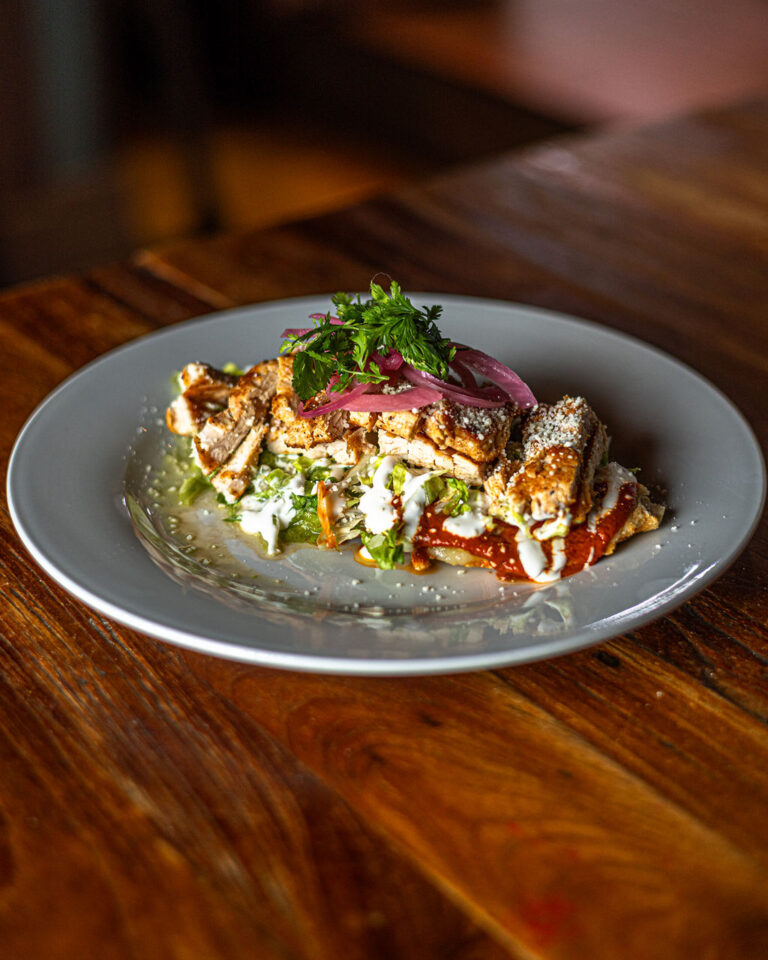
top-left (211, 423), bottom-right (269, 501)
top-left (421, 400), bottom-right (515, 463)
top-left (270, 361), bottom-right (516, 465)
top-left (486, 396), bottom-right (608, 524)
top-left (377, 430), bottom-right (485, 483)
top-left (376, 407), bottom-right (421, 439)
top-left (270, 354), bottom-right (350, 449)
top-left (269, 392), bottom-right (350, 447)
top-left (265, 429), bottom-right (375, 466)
top-left (165, 363), bottom-right (239, 436)
top-left (375, 397), bottom-right (515, 462)
top-left (194, 359), bottom-right (278, 475)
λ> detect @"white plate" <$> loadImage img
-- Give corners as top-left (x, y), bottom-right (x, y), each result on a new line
top-left (7, 295), bottom-right (766, 675)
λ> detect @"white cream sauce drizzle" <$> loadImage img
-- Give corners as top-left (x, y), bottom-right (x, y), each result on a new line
top-left (588, 462), bottom-right (636, 530)
top-left (239, 473), bottom-right (305, 554)
top-left (516, 534), bottom-right (547, 580)
top-left (532, 537), bottom-right (567, 583)
top-left (533, 513), bottom-right (571, 541)
top-left (401, 473), bottom-right (432, 539)
top-left (357, 457), bottom-right (439, 539)
top-left (358, 456), bottom-right (399, 534)
top-left (443, 497), bottom-right (489, 538)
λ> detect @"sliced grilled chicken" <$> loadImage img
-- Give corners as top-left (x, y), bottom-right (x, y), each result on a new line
top-left (166, 363), bottom-right (239, 436)
top-left (592, 463), bottom-right (664, 553)
top-left (421, 400), bottom-right (514, 463)
top-left (194, 359), bottom-right (278, 475)
top-left (269, 354), bottom-right (351, 451)
top-left (269, 392), bottom-right (349, 449)
top-left (486, 396), bottom-right (608, 524)
top-left (377, 430), bottom-right (485, 483)
top-left (266, 427), bottom-right (375, 465)
top-left (211, 423), bottom-right (269, 501)
top-left (376, 408), bottom-right (423, 440)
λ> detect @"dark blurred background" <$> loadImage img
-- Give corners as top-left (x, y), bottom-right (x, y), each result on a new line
top-left (3, 0), bottom-right (768, 287)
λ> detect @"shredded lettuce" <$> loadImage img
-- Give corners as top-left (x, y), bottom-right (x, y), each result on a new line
top-left (249, 467), bottom-right (293, 501)
top-left (178, 471), bottom-right (211, 506)
top-left (389, 462), bottom-right (409, 495)
top-left (360, 527), bottom-right (404, 570)
top-left (258, 449), bottom-right (278, 469)
top-left (442, 478), bottom-right (471, 517)
top-left (283, 493), bottom-right (323, 543)
top-left (422, 474), bottom-right (445, 505)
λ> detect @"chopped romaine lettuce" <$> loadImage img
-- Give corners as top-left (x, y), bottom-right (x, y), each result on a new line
top-left (442, 478), bottom-right (471, 517)
top-left (283, 493), bottom-right (323, 543)
top-left (422, 474), bottom-right (445, 505)
top-left (258, 449), bottom-right (278, 469)
top-left (178, 471), bottom-right (210, 506)
top-left (389, 462), bottom-right (409, 495)
top-left (360, 527), bottom-right (404, 570)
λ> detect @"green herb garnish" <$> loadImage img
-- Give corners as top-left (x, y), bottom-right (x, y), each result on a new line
top-left (422, 474), bottom-right (445, 505)
top-left (281, 281), bottom-right (455, 402)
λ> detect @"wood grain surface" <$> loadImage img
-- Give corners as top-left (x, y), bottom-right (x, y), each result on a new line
top-left (2, 99), bottom-right (768, 959)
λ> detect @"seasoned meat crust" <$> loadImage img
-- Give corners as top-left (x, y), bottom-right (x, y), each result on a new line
top-left (194, 359), bottom-right (278, 476)
top-left (422, 400), bottom-right (514, 463)
top-left (167, 369), bottom-right (604, 510)
top-left (167, 359), bottom-right (277, 500)
top-left (165, 363), bottom-right (239, 436)
top-left (377, 430), bottom-right (486, 483)
top-left (485, 396), bottom-right (608, 524)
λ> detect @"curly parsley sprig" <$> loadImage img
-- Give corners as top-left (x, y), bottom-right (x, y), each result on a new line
top-left (281, 281), bottom-right (456, 402)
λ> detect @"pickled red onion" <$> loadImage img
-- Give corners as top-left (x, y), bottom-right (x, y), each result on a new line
top-left (281, 316), bottom-right (343, 340)
top-left (401, 366), bottom-right (507, 407)
top-left (371, 349), bottom-right (404, 373)
top-left (338, 386), bottom-right (441, 412)
top-left (299, 383), bottom-right (443, 417)
top-left (451, 346), bottom-right (536, 408)
top-left (449, 356), bottom-right (478, 390)
top-left (298, 380), bottom-right (371, 418)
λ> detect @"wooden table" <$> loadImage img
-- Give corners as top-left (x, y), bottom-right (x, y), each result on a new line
top-left (2, 98), bottom-right (768, 960)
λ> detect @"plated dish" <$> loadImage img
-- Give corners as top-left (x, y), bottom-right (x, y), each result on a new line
top-left (165, 283), bottom-right (663, 585)
top-left (7, 294), bottom-right (766, 675)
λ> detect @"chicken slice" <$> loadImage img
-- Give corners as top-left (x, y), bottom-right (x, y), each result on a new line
top-left (166, 363), bottom-right (239, 436)
top-left (591, 464), bottom-right (664, 554)
top-left (486, 396), bottom-right (608, 525)
top-left (211, 423), bottom-right (269, 501)
top-left (377, 430), bottom-right (485, 483)
top-left (422, 400), bottom-right (515, 463)
top-left (269, 394), bottom-right (349, 448)
top-left (194, 359), bottom-right (278, 474)
top-left (376, 408), bottom-right (424, 440)
top-left (266, 427), bottom-right (375, 465)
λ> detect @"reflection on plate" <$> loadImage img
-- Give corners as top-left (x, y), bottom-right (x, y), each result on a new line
top-left (7, 296), bottom-right (766, 674)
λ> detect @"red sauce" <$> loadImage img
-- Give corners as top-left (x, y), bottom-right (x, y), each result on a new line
top-left (413, 483), bottom-right (637, 582)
